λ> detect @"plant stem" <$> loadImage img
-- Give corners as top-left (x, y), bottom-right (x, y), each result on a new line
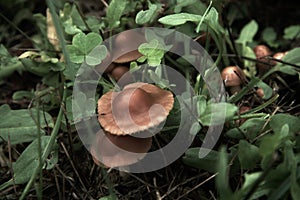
top-left (0, 62), bottom-right (24, 80)
top-left (19, 84), bottom-right (67, 200)
top-left (36, 94), bottom-right (43, 200)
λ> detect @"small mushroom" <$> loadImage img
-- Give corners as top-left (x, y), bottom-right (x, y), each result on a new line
top-left (253, 45), bottom-right (272, 76)
top-left (109, 65), bottom-right (133, 87)
top-left (221, 66), bottom-right (246, 95)
top-left (112, 31), bottom-right (145, 63)
top-left (236, 106), bottom-right (251, 125)
top-left (256, 87), bottom-right (265, 98)
top-left (97, 82), bottom-right (174, 135)
top-left (90, 130), bottom-right (152, 168)
top-left (271, 51), bottom-right (288, 65)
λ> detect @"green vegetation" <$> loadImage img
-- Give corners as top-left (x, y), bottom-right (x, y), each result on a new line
top-left (0, 0), bottom-right (300, 199)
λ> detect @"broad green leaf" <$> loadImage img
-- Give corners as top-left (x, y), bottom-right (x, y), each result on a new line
top-left (135, 1), bottom-right (162, 25)
top-left (106, 0), bottom-right (128, 29)
top-left (199, 102), bottom-right (238, 126)
top-left (269, 114), bottom-right (300, 135)
top-left (278, 65), bottom-right (298, 75)
top-left (202, 7), bottom-right (224, 34)
top-left (158, 13), bottom-right (202, 26)
top-left (226, 118), bottom-right (266, 140)
top-left (182, 148), bottom-right (228, 173)
top-left (174, 0), bottom-right (197, 13)
top-left (282, 47), bottom-right (300, 65)
top-left (238, 140), bottom-right (261, 170)
top-left (235, 20), bottom-right (258, 45)
top-left (259, 124), bottom-right (290, 158)
top-left (0, 136), bottom-right (58, 191)
top-left (0, 104), bottom-right (54, 144)
top-left (262, 27), bottom-right (277, 48)
top-left (283, 25), bottom-right (300, 40)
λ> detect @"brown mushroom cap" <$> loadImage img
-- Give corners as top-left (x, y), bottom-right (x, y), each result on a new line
top-left (221, 66), bottom-right (246, 87)
top-left (253, 45), bottom-right (273, 74)
top-left (253, 45), bottom-right (272, 59)
top-left (112, 31), bottom-right (145, 63)
top-left (271, 51), bottom-right (288, 65)
top-left (98, 82), bottom-right (174, 135)
top-left (91, 131), bottom-right (152, 168)
top-left (110, 66), bottom-right (129, 81)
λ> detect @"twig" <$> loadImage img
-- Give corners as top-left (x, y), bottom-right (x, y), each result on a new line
top-left (176, 173), bottom-right (217, 200)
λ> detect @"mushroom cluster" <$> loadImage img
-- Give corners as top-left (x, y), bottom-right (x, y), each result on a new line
top-left (92, 82), bottom-right (174, 168)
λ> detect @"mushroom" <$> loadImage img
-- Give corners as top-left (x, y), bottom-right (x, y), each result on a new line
top-left (97, 82), bottom-right (174, 135)
top-left (112, 31), bottom-right (145, 63)
top-left (253, 45), bottom-right (272, 76)
top-left (93, 82), bottom-right (174, 168)
top-left (90, 130), bottom-right (152, 168)
top-left (109, 65), bottom-right (133, 87)
top-left (271, 51), bottom-right (288, 65)
top-left (236, 106), bottom-right (251, 125)
top-left (221, 66), bottom-right (246, 95)
top-left (256, 87), bottom-right (265, 98)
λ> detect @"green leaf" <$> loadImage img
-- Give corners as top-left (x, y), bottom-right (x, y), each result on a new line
top-left (0, 104), bottom-right (54, 144)
top-left (158, 13), bottom-right (202, 26)
top-left (182, 148), bottom-right (228, 173)
top-left (67, 45), bottom-right (85, 63)
top-left (67, 32), bottom-right (102, 64)
top-left (0, 136), bottom-right (58, 190)
top-left (106, 0), bottom-right (128, 29)
top-left (262, 27), bottom-right (277, 47)
top-left (259, 124), bottom-right (290, 158)
top-left (138, 39), bottom-right (165, 66)
top-left (86, 45), bottom-right (107, 66)
top-left (241, 172), bottom-right (269, 199)
top-left (216, 147), bottom-right (233, 199)
top-left (174, 0), bottom-right (197, 13)
top-left (238, 140), bottom-right (261, 170)
top-left (256, 80), bottom-right (273, 99)
top-left (199, 102), bottom-right (238, 126)
top-left (269, 114), bottom-right (300, 135)
top-left (283, 25), bottom-right (300, 40)
top-left (278, 65), bottom-right (298, 75)
top-left (226, 118), bottom-right (266, 140)
top-left (235, 20), bottom-right (258, 45)
top-left (189, 122), bottom-right (201, 135)
top-left (12, 90), bottom-right (34, 100)
top-left (135, 1), bottom-right (162, 25)
top-left (282, 47), bottom-right (300, 65)
top-left (71, 92), bottom-right (97, 123)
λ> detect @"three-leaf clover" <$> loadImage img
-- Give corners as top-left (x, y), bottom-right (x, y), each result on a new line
top-left (67, 32), bottom-right (107, 65)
